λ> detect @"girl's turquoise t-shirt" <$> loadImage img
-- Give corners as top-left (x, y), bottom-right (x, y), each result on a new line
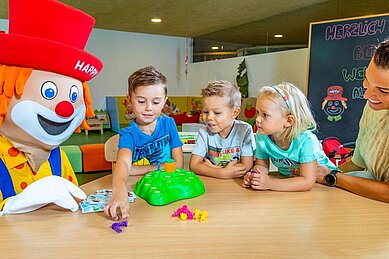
top-left (255, 130), bottom-right (337, 176)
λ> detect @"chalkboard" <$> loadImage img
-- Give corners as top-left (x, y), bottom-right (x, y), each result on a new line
top-left (307, 13), bottom-right (389, 143)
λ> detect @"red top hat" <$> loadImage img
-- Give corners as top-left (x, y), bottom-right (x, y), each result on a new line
top-left (0, 0), bottom-right (103, 81)
top-left (324, 86), bottom-right (348, 101)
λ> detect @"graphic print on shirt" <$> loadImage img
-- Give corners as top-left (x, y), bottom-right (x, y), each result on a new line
top-left (207, 145), bottom-right (241, 167)
top-left (132, 134), bottom-right (171, 165)
top-left (272, 157), bottom-right (299, 175)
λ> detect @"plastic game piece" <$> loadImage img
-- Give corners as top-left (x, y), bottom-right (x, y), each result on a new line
top-left (187, 211), bottom-right (194, 220)
top-left (249, 169), bottom-right (257, 174)
top-left (179, 212), bottom-right (188, 220)
top-left (164, 159), bottom-right (176, 173)
top-left (172, 205), bottom-right (207, 222)
top-left (79, 189), bottom-right (136, 214)
top-left (193, 209), bottom-right (201, 220)
top-left (134, 163), bottom-right (205, 206)
top-left (111, 220), bottom-right (128, 233)
top-left (200, 211), bottom-right (208, 221)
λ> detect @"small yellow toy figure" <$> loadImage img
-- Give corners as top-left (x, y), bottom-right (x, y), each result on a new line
top-left (0, 0), bottom-right (103, 215)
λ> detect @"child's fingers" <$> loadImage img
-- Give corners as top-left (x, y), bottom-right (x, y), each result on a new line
top-left (227, 160), bottom-right (238, 167)
top-left (242, 181), bottom-right (250, 188)
top-left (103, 204), bottom-right (111, 218)
top-left (109, 204), bottom-right (119, 220)
top-left (119, 204), bottom-right (129, 219)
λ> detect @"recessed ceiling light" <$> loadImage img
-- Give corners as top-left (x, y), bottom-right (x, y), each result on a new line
top-left (151, 18), bottom-right (162, 23)
top-left (274, 34), bottom-right (283, 38)
top-left (211, 46), bottom-right (219, 50)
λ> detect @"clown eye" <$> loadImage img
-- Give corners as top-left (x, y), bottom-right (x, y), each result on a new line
top-left (69, 85), bottom-right (79, 103)
top-left (41, 81), bottom-right (58, 100)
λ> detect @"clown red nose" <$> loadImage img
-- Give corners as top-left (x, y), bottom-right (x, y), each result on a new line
top-left (55, 101), bottom-right (75, 118)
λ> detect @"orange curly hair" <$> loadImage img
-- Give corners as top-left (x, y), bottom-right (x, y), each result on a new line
top-left (0, 64), bottom-right (94, 131)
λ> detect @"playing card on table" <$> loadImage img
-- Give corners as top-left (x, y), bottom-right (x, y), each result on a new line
top-left (80, 189), bottom-right (136, 213)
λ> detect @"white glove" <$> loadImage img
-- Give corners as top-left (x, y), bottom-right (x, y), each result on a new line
top-left (0, 176), bottom-right (87, 216)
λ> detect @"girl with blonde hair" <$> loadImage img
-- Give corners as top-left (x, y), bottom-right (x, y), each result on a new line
top-left (243, 82), bottom-right (337, 191)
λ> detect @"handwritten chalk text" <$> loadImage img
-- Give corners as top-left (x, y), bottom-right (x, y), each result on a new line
top-left (325, 19), bottom-right (385, 41)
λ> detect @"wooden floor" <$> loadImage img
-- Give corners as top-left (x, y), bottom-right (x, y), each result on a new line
top-left (63, 129), bottom-right (117, 185)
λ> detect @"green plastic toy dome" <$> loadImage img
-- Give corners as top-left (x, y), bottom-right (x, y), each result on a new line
top-left (134, 168), bottom-right (205, 206)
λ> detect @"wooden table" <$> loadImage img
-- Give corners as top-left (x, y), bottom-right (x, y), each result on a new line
top-left (1, 174), bottom-right (388, 258)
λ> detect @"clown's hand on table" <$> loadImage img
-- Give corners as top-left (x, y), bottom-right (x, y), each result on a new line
top-left (0, 176), bottom-right (87, 216)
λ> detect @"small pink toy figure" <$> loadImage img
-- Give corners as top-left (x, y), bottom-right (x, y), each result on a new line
top-left (0, 0), bottom-right (103, 215)
top-left (172, 205), bottom-right (207, 221)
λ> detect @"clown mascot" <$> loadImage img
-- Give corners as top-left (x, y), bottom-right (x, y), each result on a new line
top-left (0, 0), bottom-right (103, 215)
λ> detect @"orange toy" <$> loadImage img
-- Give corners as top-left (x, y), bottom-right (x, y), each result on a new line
top-left (164, 159), bottom-right (176, 173)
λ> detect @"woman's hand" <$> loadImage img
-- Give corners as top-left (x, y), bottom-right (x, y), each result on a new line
top-left (316, 164), bottom-right (331, 184)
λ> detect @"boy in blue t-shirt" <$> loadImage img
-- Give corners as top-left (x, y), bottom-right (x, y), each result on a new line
top-left (105, 66), bottom-right (183, 220)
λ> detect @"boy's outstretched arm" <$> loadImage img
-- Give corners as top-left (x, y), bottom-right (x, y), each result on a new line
top-left (171, 146), bottom-right (184, 169)
top-left (105, 148), bottom-right (132, 220)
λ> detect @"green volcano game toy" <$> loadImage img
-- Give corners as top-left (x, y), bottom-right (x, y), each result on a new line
top-left (134, 160), bottom-right (205, 206)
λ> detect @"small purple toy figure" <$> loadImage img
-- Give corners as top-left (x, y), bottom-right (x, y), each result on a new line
top-left (111, 220), bottom-right (128, 233)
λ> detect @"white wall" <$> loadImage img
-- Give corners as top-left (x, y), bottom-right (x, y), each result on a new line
top-left (188, 48), bottom-right (309, 96)
top-left (0, 19), bottom-right (190, 110)
top-left (2, 18), bottom-right (309, 110)
top-left (86, 29), bottom-right (190, 109)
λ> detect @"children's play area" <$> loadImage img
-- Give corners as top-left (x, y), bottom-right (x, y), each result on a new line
top-left (1, 1), bottom-right (388, 258)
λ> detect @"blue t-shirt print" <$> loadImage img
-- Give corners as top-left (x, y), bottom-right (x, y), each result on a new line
top-left (132, 134), bottom-right (171, 165)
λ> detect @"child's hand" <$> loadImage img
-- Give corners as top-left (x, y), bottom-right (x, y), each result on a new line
top-left (104, 186), bottom-right (129, 220)
top-left (202, 158), bottom-right (221, 168)
top-left (242, 170), bottom-right (254, 188)
top-left (222, 159), bottom-right (246, 178)
top-left (252, 165), bottom-right (269, 175)
top-left (250, 171), bottom-right (272, 190)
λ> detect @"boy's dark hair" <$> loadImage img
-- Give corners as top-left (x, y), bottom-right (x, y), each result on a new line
top-left (128, 66), bottom-right (167, 96)
top-left (373, 41), bottom-right (389, 69)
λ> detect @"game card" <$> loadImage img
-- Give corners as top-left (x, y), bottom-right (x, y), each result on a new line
top-left (79, 189), bottom-right (136, 213)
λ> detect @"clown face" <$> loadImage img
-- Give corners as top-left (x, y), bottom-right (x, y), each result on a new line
top-left (323, 100), bottom-right (345, 117)
top-left (0, 70), bottom-right (86, 148)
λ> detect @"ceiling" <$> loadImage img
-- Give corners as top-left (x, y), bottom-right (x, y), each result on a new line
top-left (1, 0), bottom-right (388, 53)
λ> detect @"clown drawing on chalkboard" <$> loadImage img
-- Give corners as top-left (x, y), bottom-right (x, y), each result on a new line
top-left (321, 85), bottom-right (348, 121)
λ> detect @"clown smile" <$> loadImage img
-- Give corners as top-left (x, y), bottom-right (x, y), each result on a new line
top-left (10, 100), bottom-right (86, 146)
top-left (37, 114), bottom-right (72, 135)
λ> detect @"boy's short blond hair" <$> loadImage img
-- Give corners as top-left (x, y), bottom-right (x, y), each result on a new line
top-left (128, 66), bottom-right (167, 96)
top-left (201, 80), bottom-right (241, 108)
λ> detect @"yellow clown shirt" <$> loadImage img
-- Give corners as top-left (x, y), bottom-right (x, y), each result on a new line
top-left (0, 135), bottom-right (77, 208)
